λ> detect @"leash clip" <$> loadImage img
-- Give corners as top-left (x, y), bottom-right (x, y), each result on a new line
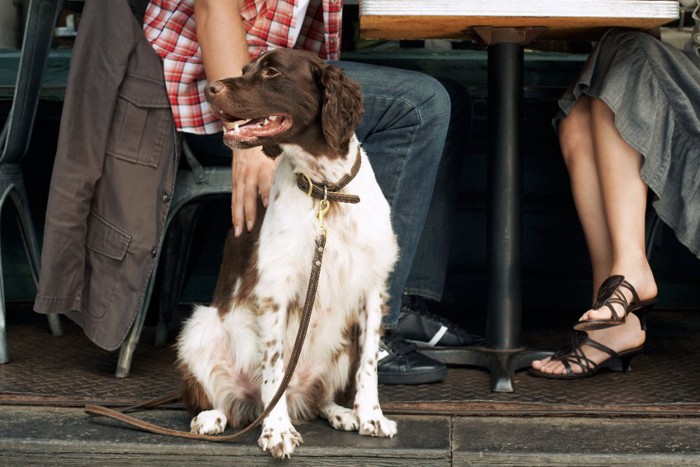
top-left (316, 186), bottom-right (330, 232)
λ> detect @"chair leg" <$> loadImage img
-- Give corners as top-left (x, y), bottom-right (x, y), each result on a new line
top-left (116, 205), bottom-right (203, 376)
top-left (1, 183), bottom-right (65, 364)
top-left (116, 166), bottom-right (233, 376)
top-left (116, 271), bottom-right (155, 378)
top-left (155, 202), bottom-right (204, 347)
top-left (11, 187), bottom-right (63, 337)
top-left (0, 229), bottom-right (8, 364)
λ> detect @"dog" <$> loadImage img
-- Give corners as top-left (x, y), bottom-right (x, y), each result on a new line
top-left (176, 48), bottom-right (399, 459)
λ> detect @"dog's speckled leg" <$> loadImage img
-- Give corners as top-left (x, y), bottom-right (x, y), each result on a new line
top-left (354, 289), bottom-right (397, 438)
top-left (256, 295), bottom-right (302, 458)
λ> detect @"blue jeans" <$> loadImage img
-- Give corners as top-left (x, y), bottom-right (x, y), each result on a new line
top-left (403, 78), bottom-right (471, 303)
top-left (335, 61), bottom-right (466, 328)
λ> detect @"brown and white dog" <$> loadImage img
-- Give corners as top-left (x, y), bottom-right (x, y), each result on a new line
top-left (176, 49), bottom-right (398, 459)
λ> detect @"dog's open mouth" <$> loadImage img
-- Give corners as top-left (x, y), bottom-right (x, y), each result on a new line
top-left (220, 114), bottom-right (292, 144)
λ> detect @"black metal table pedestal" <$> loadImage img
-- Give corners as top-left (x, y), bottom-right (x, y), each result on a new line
top-left (421, 347), bottom-right (553, 393)
top-left (426, 28), bottom-right (551, 392)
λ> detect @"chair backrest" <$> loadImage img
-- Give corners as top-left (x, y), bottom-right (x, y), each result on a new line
top-left (0, 0), bottom-right (64, 165)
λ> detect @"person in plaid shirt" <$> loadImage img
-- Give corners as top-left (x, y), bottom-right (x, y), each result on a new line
top-left (144, 0), bottom-right (478, 385)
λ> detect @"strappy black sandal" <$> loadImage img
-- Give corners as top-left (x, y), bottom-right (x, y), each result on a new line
top-left (528, 331), bottom-right (644, 380)
top-left (573, 275), bottom-right (656, 332)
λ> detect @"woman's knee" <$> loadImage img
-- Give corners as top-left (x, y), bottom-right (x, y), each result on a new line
top-left (605, 28), bottom-right (663, 54)
top-left (559, 96), bottom-right (593, 169)
top-left (589, 96), bottom-right (615, 121)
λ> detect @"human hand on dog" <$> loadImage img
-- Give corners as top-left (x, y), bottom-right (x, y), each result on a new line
top-left (231, 146), bottom-right (278, 237)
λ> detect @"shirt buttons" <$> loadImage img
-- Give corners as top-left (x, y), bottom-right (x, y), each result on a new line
top-left (161, 193), bottom-right (170, 202)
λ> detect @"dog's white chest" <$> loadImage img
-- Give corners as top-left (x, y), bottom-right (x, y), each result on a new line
top-left (256, 155), bottom-right (395, 315)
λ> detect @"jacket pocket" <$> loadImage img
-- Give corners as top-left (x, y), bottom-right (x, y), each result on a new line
top-left (85, 213), bottom-right (132, 319)
top-left (107, 73), bottom-right (173, 168)
top-left (87, 212), bottom-right (131, 260)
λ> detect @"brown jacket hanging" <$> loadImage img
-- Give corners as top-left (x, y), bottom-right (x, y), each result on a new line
top-left (34, 0), bottom-right (179, 351)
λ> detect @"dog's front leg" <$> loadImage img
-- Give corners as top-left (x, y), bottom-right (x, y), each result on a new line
top-left (256, 296), bottom-right (303, 459)
top-left (354, 289), bottom-right (397, 438)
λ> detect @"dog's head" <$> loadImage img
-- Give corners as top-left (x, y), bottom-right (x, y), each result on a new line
top-left (205, 49), bottom-right (363, 158)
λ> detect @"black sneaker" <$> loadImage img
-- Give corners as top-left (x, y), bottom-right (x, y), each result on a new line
top-left (377, 330), bottom-right (447, 385)
top-left (396, 295), bottom-right (484, 347)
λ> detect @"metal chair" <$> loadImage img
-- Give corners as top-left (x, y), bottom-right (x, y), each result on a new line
top-left (115, 142), bottom-right (231, 377)
top-left (0, 0), bottom-right (65, 363)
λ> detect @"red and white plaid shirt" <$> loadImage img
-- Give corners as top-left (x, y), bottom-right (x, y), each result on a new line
top-left (144, 0), bottom-right (343, 134)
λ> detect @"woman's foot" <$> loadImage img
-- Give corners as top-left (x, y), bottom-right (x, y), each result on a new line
top-left (577, 267), bottom-right (658, 328)
top-left (531, 316), bottom-right (646, 377)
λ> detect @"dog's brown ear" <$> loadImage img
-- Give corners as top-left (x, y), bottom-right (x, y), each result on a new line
top-left (319, 64), bottom-right (363, 155)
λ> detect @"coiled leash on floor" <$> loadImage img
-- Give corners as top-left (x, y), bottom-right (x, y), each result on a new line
top-left (85, 152), bottom-right (361, 442)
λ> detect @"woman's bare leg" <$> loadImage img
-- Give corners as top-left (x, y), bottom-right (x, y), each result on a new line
top-left (532, 97), bottom-right (655, 376)
top-left (578, 98), bottom-right (657, 320)
top-left (555, 96), bottom-right (614, 292)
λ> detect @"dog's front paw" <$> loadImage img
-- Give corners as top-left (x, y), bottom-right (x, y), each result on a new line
top-left (359, 415), bottom-right (397, 438)
top-left (258, 421), bottom-right (304, 459)
top-left (190, 409), bottom-right (227, 435)
top-left (328, 408), bottom-right (359, 432)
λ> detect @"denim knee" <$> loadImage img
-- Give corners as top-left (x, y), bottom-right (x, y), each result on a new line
top-left (404, 73), bottom-right (452, 131)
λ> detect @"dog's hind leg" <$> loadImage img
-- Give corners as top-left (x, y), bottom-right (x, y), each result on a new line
top-left (178, 305), bottom-right (256, 435)
top-left (190, 408), bottom-right (228, 435)
top-left (180, 362), bottom-right (228, 435)
top-left (354, 290), bottom-right (397, 438)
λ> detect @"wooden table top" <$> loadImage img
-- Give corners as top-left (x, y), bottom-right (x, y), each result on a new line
top-left (359, 0), bottom-right (679, 41)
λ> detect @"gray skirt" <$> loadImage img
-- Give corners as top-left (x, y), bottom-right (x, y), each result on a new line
top-left (554, 28), bottom-right (700, 259)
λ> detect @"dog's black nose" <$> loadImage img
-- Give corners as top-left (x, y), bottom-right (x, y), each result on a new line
top-left (207, 81), bottom-right (224, 95)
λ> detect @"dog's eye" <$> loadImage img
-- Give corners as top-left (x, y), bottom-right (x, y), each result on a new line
top-left (263, 67), bottom-right (280, 78)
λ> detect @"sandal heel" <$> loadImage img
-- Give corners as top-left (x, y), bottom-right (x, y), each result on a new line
top-left (619, 355), bottom-right (634, 372)
top-left (616, 346), bottom-right (644, 372)
top-left (600, 352), bottom-right (637, 373)
top-left (632, 303), bottom-right (655, 331)
top-left (601, 358), bottom-right (627, 372)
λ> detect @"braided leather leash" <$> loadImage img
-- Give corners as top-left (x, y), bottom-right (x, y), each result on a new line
top-left (85, 154), bottom-right (362, 442)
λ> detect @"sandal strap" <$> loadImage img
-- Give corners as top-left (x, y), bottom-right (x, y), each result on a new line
top-left (580, 335), bottom-right (620, 360)
top-left (551, 330), bottom-right (586, 359)
top-left (554, 333), bottom-right (620, 377)
top-left (592, 275), bottom-right (641, 321)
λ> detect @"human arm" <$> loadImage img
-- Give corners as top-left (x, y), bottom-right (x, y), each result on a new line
top-left (195, 0), bottom-right (277, 235)
top-left (195, 0), bottom-right (248, 80)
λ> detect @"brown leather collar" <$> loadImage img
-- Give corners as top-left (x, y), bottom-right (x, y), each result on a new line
top-left (295, 147), bottom-right (361, 204)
